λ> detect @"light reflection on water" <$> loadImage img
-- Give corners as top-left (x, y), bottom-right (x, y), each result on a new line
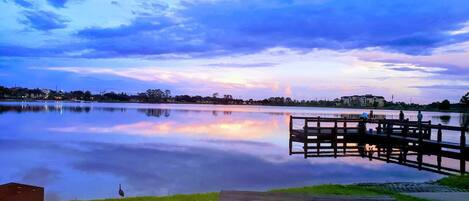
top-left (0, 102), bottom-right (466, 201)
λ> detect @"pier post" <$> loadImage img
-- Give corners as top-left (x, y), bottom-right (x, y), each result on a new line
top-left (317, 116), bottom-right (321, 156)
top-left (461, 126), bottom-right (466, 175)
top-left (386, 123), bottom-right (392, 163)
top-left (317, 116), bottom-right (320, 128)
top-left (289, 115), bottom-right (293, 155)
top-left (437, 124), bottom-right (442, 170)
top-left (333, 120), bottom-right (337, 158)
top-left (304, 118), bottom-right (308, 159)
top-left (418, 123), bottom-right (423, 170)
top-left (358, 119), bottom-right (366, 158)
top-left (403, 119), bottom-right (409, 138)
top-left (427, 120), bottom-right (432, 139)
top-left (343, 117), bottom-right (347, 154)
top-left (377, 120), bottom-right (382, 134)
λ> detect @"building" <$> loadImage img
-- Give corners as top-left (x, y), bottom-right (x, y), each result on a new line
top-left (340, 94), bottom-right (385, 107)
top-left (0, 182), bottom-right (44, 201)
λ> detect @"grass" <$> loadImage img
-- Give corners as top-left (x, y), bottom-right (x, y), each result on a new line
top-left (77, 192), bottom-right (219, 201)
top-left (271, 184), bottom-right (427, 201)
top-left (78, 184), bottom-right (426, 201)
top-left (437, 174), bottom-right (469, 190)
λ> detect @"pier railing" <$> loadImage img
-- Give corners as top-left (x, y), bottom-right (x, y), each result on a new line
top-left (289, 116), bottom-right (468, 175)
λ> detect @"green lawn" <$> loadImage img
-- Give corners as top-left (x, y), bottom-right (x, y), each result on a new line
top-left (78, 184), bottom-right (426, 201)
top-left (75, 192), bottom-right (219, 201)
top-left (271, 184), bottom-right (427, 201)
top-left (437, 174), bottom-right (469, 190)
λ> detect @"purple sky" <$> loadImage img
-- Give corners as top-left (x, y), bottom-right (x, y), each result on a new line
top-left (1, 0), bottom-right (468, 103)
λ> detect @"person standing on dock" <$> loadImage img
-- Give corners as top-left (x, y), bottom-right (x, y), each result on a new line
top-left (417, 110), bottom-right (423, 124)
top-left (359, 112), bottom-right (369, 133)
top-left (399, 110), bottom-right (405, 121)
top-left (369, 110), bottom-right (374, 119)
top-left (360, 112), bottom-right (368, 120)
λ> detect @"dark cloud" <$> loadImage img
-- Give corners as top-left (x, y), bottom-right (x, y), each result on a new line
top-left (66, 0), bottom-right (469, 57)
top-left (376, 60), bottom-right (469, 77)
top-left (14, 0), bottom-right (33, 8)
top-left (46, 0), bottom-right (68, 8)
top-left (20, 167), bottom-right (60, 186)
top-left (390, 67), bottom-right (420, 72)
top-left (410, 84), bottom-right (469, 90)
top-left (76, 17), bottom-right (175, 39)
top-left (382, 64), bottom-right (436, 73)
top-left (19, 10), bottom-right (68, 30)
top-left (5, 0), bottom-right (469, 58)
top-left (0, 44), bottom-right (73, 57)
top-left (179, 0), bottom-right (469, 55)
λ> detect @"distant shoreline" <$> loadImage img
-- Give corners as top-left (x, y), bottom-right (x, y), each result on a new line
top-left (1, 99), bottom-right (466, 113)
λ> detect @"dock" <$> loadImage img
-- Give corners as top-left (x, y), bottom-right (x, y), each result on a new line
top-left (289, 116), bottom-right (468, 175)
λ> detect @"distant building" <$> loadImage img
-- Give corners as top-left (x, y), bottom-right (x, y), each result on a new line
top-left (340, 94), bottom-right (385, 107)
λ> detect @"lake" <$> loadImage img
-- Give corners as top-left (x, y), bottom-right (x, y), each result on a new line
top-left (0, 102), bottom-right (466, 201)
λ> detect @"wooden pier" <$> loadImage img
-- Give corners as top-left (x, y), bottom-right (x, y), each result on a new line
top-left (289, 116), bottom-right (468, 175)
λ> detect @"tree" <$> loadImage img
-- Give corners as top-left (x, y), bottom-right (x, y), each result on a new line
top-left (84, 91), bottom-right (92, 101)
top-left (439, 99), bottom-right (450, 110)
top-left (0, 86), bottom-right (9, 98)
top-left (164, 90), bottom-right (171, 99)
top-left (461, 92), bottom-right (469, 105)
top-left (212, 92), bottom-right (219, 99)
top-left (146, 89), bottom-right (165, 102)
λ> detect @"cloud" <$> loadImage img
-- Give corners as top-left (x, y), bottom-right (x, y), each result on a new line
top-left (76, 17), bottom-right (175, 39)
top-left (14, 0), bottom-right (33, 8)
top-left (46, 0), bottom-right (68, 8)
top-left (44, 66), bottom-right (277, 91)
top-left (448, 21), bottom-right (469, 35)
top-left (19, 10), bottom-right (68, 30)
top-left (20, 167), bottom-right (60, 186)
top-left (0, 44), bottom-right (72, 57)
top-left (3, 0), bottom-right (469, 58)
top-left (49, 118), bottom-right (281, 140)
top-left (203, 62), bottom-right (277, 68)
top-left (350, 43), bottom-right (469, 77)
top-left (284, 85), bottom-right (292, 97)
top-left (178, 0), bottom-right (469, 55)
top-left (382, 63), bottom-right (446, 74)
top-left (410, 84), bottom-right (469, 90)
top-left (19, 0), bottom-right (469, 58)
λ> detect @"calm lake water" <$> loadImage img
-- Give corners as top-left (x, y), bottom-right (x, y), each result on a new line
top-left (0, 102), bottom-right (467, 201)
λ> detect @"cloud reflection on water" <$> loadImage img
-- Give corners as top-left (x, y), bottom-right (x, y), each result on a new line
top-left (0, 102), bottom-right (455, 201)
top-left (0, 139), bottom-right (441, 201)
top-left (49, 118), bottom-right (281, 141)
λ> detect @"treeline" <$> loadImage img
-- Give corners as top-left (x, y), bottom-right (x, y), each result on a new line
top-left (0, 86), bottom-right (467, 111)
top-left (0, 86), bottom-right (243, 104)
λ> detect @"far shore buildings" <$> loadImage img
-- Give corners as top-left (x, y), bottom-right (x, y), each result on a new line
top-left (340, 94), bottom-right (385, 107)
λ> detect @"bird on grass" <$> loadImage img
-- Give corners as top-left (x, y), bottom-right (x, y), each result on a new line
top-left (118, 184), bottom-right (125, 198)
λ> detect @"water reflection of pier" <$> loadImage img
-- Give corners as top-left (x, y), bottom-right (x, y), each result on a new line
top-left (289, 116), bottom-right (468, 175)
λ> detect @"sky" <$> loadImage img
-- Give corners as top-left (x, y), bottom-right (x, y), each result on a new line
top-left (0, 0), bottom-right (468, 103)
